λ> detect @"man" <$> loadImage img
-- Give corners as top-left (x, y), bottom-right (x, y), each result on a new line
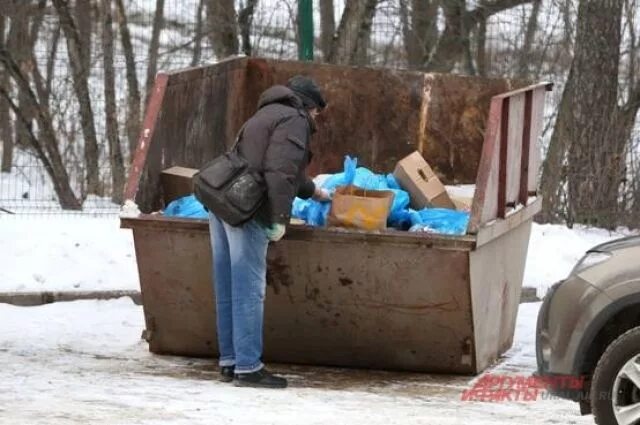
top-left (208, 76), bottom-right (329, 389)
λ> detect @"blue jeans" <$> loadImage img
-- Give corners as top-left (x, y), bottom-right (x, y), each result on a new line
top-left (208, 213), bottom-right (269, 374)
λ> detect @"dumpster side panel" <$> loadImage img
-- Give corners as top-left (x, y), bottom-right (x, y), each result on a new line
top-left (469, 219), bottom-right (533, 371)
top-left (421, 74), bottom-right (521, 184)
top-left (264, 238), bottom-right (476, 374)
top-left (250, 59), bottom-right (426, 176)
top-left (125, 217), bottom-right (477, 373)
top-left (132, 226), bottom-right (217, 356)
top-left (134, 59), bottom-right (249, 213)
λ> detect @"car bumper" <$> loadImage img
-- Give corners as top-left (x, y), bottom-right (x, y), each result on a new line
top-left (536, 281), bottom-right (587, 401)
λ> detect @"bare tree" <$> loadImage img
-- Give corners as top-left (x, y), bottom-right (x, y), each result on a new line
top-left (319, 0), bottom-right (336, 59)
top-left (516, 0), bottom-right (542, 78)
top-left (44, 22), bottom-right (61, 107)
top-left (101, 0), bottom-right (125, 203)
top-left (400, 0), bottom-right (439, 68)
top-left (206, 0), bottom-right (239, 59)
top-left (238, 0), bottom-right (258, 56)
top-left (7, 0), bottom-right (34, 152)
top-left (74, 0), bottom-right (92, 73)
top-left (541, 0), bottom-right (629, 228)
top-left (145, 0), bottom-right (165, 108)
top-left (53, 0), bottom-right (102, 196)
top-left (115, 0), bottom-right (141, 159)
top-left (0, 45), bottom-right (81, 209)
top-left (327, 0), bottom-right (379, 65)
top-left (425, 0), bottom-right (533, 73)
top-left (476, 14), bottom-right (487, 76)
top-left (0, 14), bottom-right (13, 172)
top-left (191, 0), bottom-right (205, 66)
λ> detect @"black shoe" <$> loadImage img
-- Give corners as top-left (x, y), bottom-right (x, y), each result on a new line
top-left (220, 366), bottom-right (235, 383)
top-left (233, 369), bottom-right (288, 389)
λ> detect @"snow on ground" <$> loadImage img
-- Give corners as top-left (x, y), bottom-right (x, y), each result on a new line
top-left (523, 224), bottom-right (634, 297)
top-left (0, 215), bottom-right (633, 295)
top-left (0, 298), bottom-right (593, 425)
top-left (0, 216), bottom-right (138, 293)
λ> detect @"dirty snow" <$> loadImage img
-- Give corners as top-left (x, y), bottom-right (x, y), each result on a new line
top-left (0, 215), bottom-right (634, 294)
top-left (0, 298), bottom-right (594, 425)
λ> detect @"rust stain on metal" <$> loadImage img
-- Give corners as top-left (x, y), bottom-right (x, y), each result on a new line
top-left (418, 74), bottom-right (433, 155)
top-left (339, 277), bottom-right (353, 286)
top-left (124, 73), bottom-right (169, 201)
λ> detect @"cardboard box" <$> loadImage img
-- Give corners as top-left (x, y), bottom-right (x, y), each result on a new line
top-left (445, 184), bottom-right (475, 211)
top-left (328, 185), bottom-right (394, 230)
top-left (393, 151), bottom-right (455, 209)
top-left (450, 196), bottom-right (473, 212)
top-left (161, 166), bottom-right (198, 205)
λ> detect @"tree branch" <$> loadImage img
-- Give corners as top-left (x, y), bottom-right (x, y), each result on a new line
top-left (466, 0), bottom-right (533, 27)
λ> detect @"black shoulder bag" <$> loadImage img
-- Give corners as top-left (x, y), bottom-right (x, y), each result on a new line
top-left (193, 126), bottom-right (266, 226)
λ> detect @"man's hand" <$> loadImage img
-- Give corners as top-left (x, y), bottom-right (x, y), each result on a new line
top-left (263, 223), bottom-right (286, 242)
top-left (312, 187), bottom-right (332, 202)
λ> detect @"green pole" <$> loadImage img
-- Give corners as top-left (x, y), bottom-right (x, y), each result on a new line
top-left (298, 0), bottom-right (314, 61)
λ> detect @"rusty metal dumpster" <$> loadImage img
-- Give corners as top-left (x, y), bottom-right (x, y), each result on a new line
top-left (121, 57), bottom-right (551, 375)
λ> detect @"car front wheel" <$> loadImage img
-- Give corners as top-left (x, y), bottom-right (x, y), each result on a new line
top-left (591, 327), bottom-right (640, 425)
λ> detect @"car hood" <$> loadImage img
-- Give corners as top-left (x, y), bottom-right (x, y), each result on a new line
top-left (589, 235), bottom-right (640, 253)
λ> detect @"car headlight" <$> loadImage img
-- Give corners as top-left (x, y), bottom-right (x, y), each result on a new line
top-left (571, 251), bottom-right (612, 275)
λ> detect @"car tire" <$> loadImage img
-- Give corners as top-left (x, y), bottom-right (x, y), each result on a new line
top-left (591, 326), bottom-right (640, 425)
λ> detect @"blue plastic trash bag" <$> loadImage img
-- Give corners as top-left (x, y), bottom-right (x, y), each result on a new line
top-left (408, 208), bottom-right (470, 235)
top-left (164, 195), bottom-right (208, 219)
top-left (386, 173), bottom-right (401, 190)
top-left (291, 155), bottom-right (414, 228)
top-left (322, 156), bottom-right (358, 192)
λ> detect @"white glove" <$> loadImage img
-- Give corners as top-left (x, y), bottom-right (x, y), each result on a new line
top-left (312, 187), bottom-right (332, 202)
top-left (264, 223), bottom-right (286, 242)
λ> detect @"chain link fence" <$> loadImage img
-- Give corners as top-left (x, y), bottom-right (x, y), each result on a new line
top-left (0, 0), bottom-right (637, 226)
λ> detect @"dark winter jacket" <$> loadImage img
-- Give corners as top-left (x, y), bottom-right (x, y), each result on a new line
top-left (237, 85), bottom-right (316, 226)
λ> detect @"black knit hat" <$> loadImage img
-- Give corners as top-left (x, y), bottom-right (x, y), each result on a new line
top-left (286, 75), bottom-right (327, 110)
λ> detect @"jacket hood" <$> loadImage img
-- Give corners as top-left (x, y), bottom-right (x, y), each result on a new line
top-left (257, 85), bottom-right (317, 133)
top-left (258, 85), bottom-right (303, 109)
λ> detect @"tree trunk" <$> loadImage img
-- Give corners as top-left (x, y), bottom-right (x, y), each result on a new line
top-left (425, 0), bottom-right (466, 72)
top-left (191, 0), bottom-right (205, 65)
top-left (476, 14), bottom-right (487, 76)
top-left (426, 0), bottom-right (533, 72)
top-left (44, 22), bottom-right (61, 107)
top-left (115, 0), bottom-right (141, 160)
top-left (238, 0), bottom-right (258, 56)
top-left (53, 0), bottom-right (102, 196)
top-left (101, 0), bottom-right (125, 204)
top-left (319, 0), bottom-right (335, 60)
top-left (401, 0), bottom-right (438, 68)
top-left (0, 46), bottom-right (81, 210)
top-left (561, 0), bottom-right (624, 228)
top-left (74, 0), bottom-right (92, 72)
top-left (0, 14), bottom-right (13, 173)
top-left (516, 0), bottom-right (541, 78)
top-left (539, 70), bottom-right (574, 223)
top-left (7, 0), bottom-right (33, 151)
top-left (327, 0), bottom-right (379, 65)
top-left (205, 0), bottom-right (239, 59)
top-left (145, 0), bottom-right (165, 108)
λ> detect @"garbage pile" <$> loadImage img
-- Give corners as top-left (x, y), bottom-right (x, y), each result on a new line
top-left (291, 155), bottom-right (470, 235)
top-left (162, 152), bottom-right (473, 236)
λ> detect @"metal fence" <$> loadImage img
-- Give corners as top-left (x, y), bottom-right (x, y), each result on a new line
top-left (1, 0), bottom-right (631, 222)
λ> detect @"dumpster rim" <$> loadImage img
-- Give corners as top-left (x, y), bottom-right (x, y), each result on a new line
top-left (120, 215), bottom-right (477, 250)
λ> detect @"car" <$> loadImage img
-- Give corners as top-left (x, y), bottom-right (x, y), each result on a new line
top-left (536, 235), bottom-right (640, 425)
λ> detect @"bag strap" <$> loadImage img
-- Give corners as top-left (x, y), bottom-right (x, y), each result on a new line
top-left (228, 123), bottom-right (248, 153)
